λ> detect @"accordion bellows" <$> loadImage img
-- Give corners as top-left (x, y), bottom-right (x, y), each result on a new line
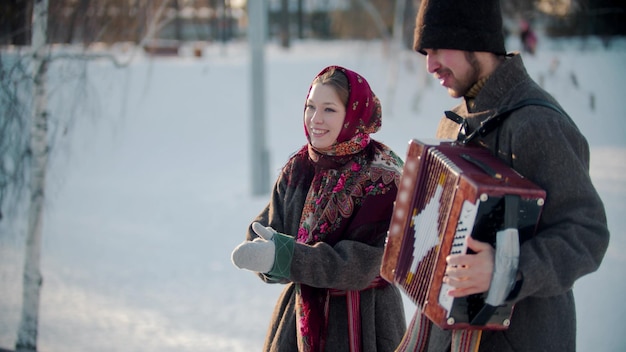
top-left (381, 139), bottom-right (545, 330)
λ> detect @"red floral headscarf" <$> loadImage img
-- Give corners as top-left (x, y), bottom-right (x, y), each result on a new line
top-left (303, 65), bottom-right (382, 154)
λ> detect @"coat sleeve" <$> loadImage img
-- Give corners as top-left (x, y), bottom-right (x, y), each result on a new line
top-left (506, 110), bottom-right (609, 300)
top-left (286, 174), bottom-right (398, 291)
top-left (289, 220), bottom-right (391, 291)
top-left (249, 189), bottom-right (392, 289)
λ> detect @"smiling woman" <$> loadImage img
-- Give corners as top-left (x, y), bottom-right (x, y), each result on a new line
top-left (231, 65), bottom-right (408, 352)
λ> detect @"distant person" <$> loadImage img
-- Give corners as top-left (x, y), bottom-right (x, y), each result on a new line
top-left (520, 19), bottom-right (537, 55)
top-left (395, 0), bottom-right (610, 351)
top-left (232, 65), bottom-right (406, 351)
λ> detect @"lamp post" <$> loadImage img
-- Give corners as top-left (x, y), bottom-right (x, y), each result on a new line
top-left (249, 0), bottom-right (270, 195)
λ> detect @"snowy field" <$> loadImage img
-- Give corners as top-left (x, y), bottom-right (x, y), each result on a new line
top-left (1, 36), bottom-right (625, 351)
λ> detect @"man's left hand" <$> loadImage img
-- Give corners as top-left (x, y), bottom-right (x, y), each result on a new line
top-left (444, 236), bottom-right (495, 297)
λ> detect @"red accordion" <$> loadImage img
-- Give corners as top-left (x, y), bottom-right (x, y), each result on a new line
top-left (381, 139), bottom-right (546, 330)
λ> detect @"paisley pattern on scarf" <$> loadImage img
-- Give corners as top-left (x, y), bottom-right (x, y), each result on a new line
top-left (295, 141), bottom-right (402, 352)
top-left (297, 139), bottom-right (401, 245)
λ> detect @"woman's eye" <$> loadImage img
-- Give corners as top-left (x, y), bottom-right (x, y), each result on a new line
top-left (325, 108), bottom-right (336, 113)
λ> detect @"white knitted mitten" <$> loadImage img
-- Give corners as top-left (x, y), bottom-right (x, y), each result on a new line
top-left (231, 222), bottom-right (276, 273)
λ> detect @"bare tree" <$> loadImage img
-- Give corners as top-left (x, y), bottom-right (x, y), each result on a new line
top-left (0, 1), bottom-right (179, 351)
top-left (357, 0), bottom-right (392, 41)
top-left (13, 1), bottom-right (49, 349)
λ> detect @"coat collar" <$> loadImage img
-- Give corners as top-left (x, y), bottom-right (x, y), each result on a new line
top-left (452, 53), bottom-right (530, 135)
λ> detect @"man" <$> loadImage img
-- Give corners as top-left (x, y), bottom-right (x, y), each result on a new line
top-left (397, 0), bottom-right (610, 351)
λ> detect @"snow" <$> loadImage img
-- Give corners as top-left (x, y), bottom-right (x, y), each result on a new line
top-left (1, 36), bottom-right (625, 351)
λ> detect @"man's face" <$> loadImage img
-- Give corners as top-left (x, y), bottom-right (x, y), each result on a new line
top-left (423, 48), bottom-right (480, 98)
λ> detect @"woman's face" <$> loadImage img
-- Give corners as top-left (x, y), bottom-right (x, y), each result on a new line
top-left (304, 83), bottom-right (346, 149)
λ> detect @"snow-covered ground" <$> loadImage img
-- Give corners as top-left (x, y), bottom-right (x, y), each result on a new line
top-left (1, 36), bottom-right (625, 351)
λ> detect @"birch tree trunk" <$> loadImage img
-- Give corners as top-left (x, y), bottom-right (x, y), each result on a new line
top-left (16, 0), bottom-right (49, 350)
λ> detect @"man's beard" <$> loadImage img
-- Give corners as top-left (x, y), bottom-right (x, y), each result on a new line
top-left (448, 52), bottom-right (481, 98)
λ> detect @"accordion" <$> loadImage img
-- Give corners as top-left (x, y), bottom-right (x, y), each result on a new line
top-left (381, 139), bottom-right (546, 330)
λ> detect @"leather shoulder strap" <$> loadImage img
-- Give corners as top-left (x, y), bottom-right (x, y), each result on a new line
top-left (446, 99), bottom-right (568, 144)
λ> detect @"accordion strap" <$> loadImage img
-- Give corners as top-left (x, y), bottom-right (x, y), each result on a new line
top-left (451, 330), bottom-right (482, 352)
top-left (447, 98), bottom-right (568, 144)
top-left (394, 310), bottom-right (482, 352)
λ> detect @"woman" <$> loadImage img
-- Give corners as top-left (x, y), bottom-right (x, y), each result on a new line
top-left (231, 65), bottom-right (406, 351)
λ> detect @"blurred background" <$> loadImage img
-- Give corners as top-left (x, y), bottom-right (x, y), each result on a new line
top-left (1, 1), bottom-right (625, 352)
top-left (1, 0), bottom-right (625, 49)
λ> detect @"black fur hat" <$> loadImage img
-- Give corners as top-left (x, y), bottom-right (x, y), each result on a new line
top-left (413, 0), bottom-right (506, 55)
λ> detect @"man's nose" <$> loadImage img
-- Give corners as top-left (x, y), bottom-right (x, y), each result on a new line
top-left (426, 55), bottom-right (439, 74)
